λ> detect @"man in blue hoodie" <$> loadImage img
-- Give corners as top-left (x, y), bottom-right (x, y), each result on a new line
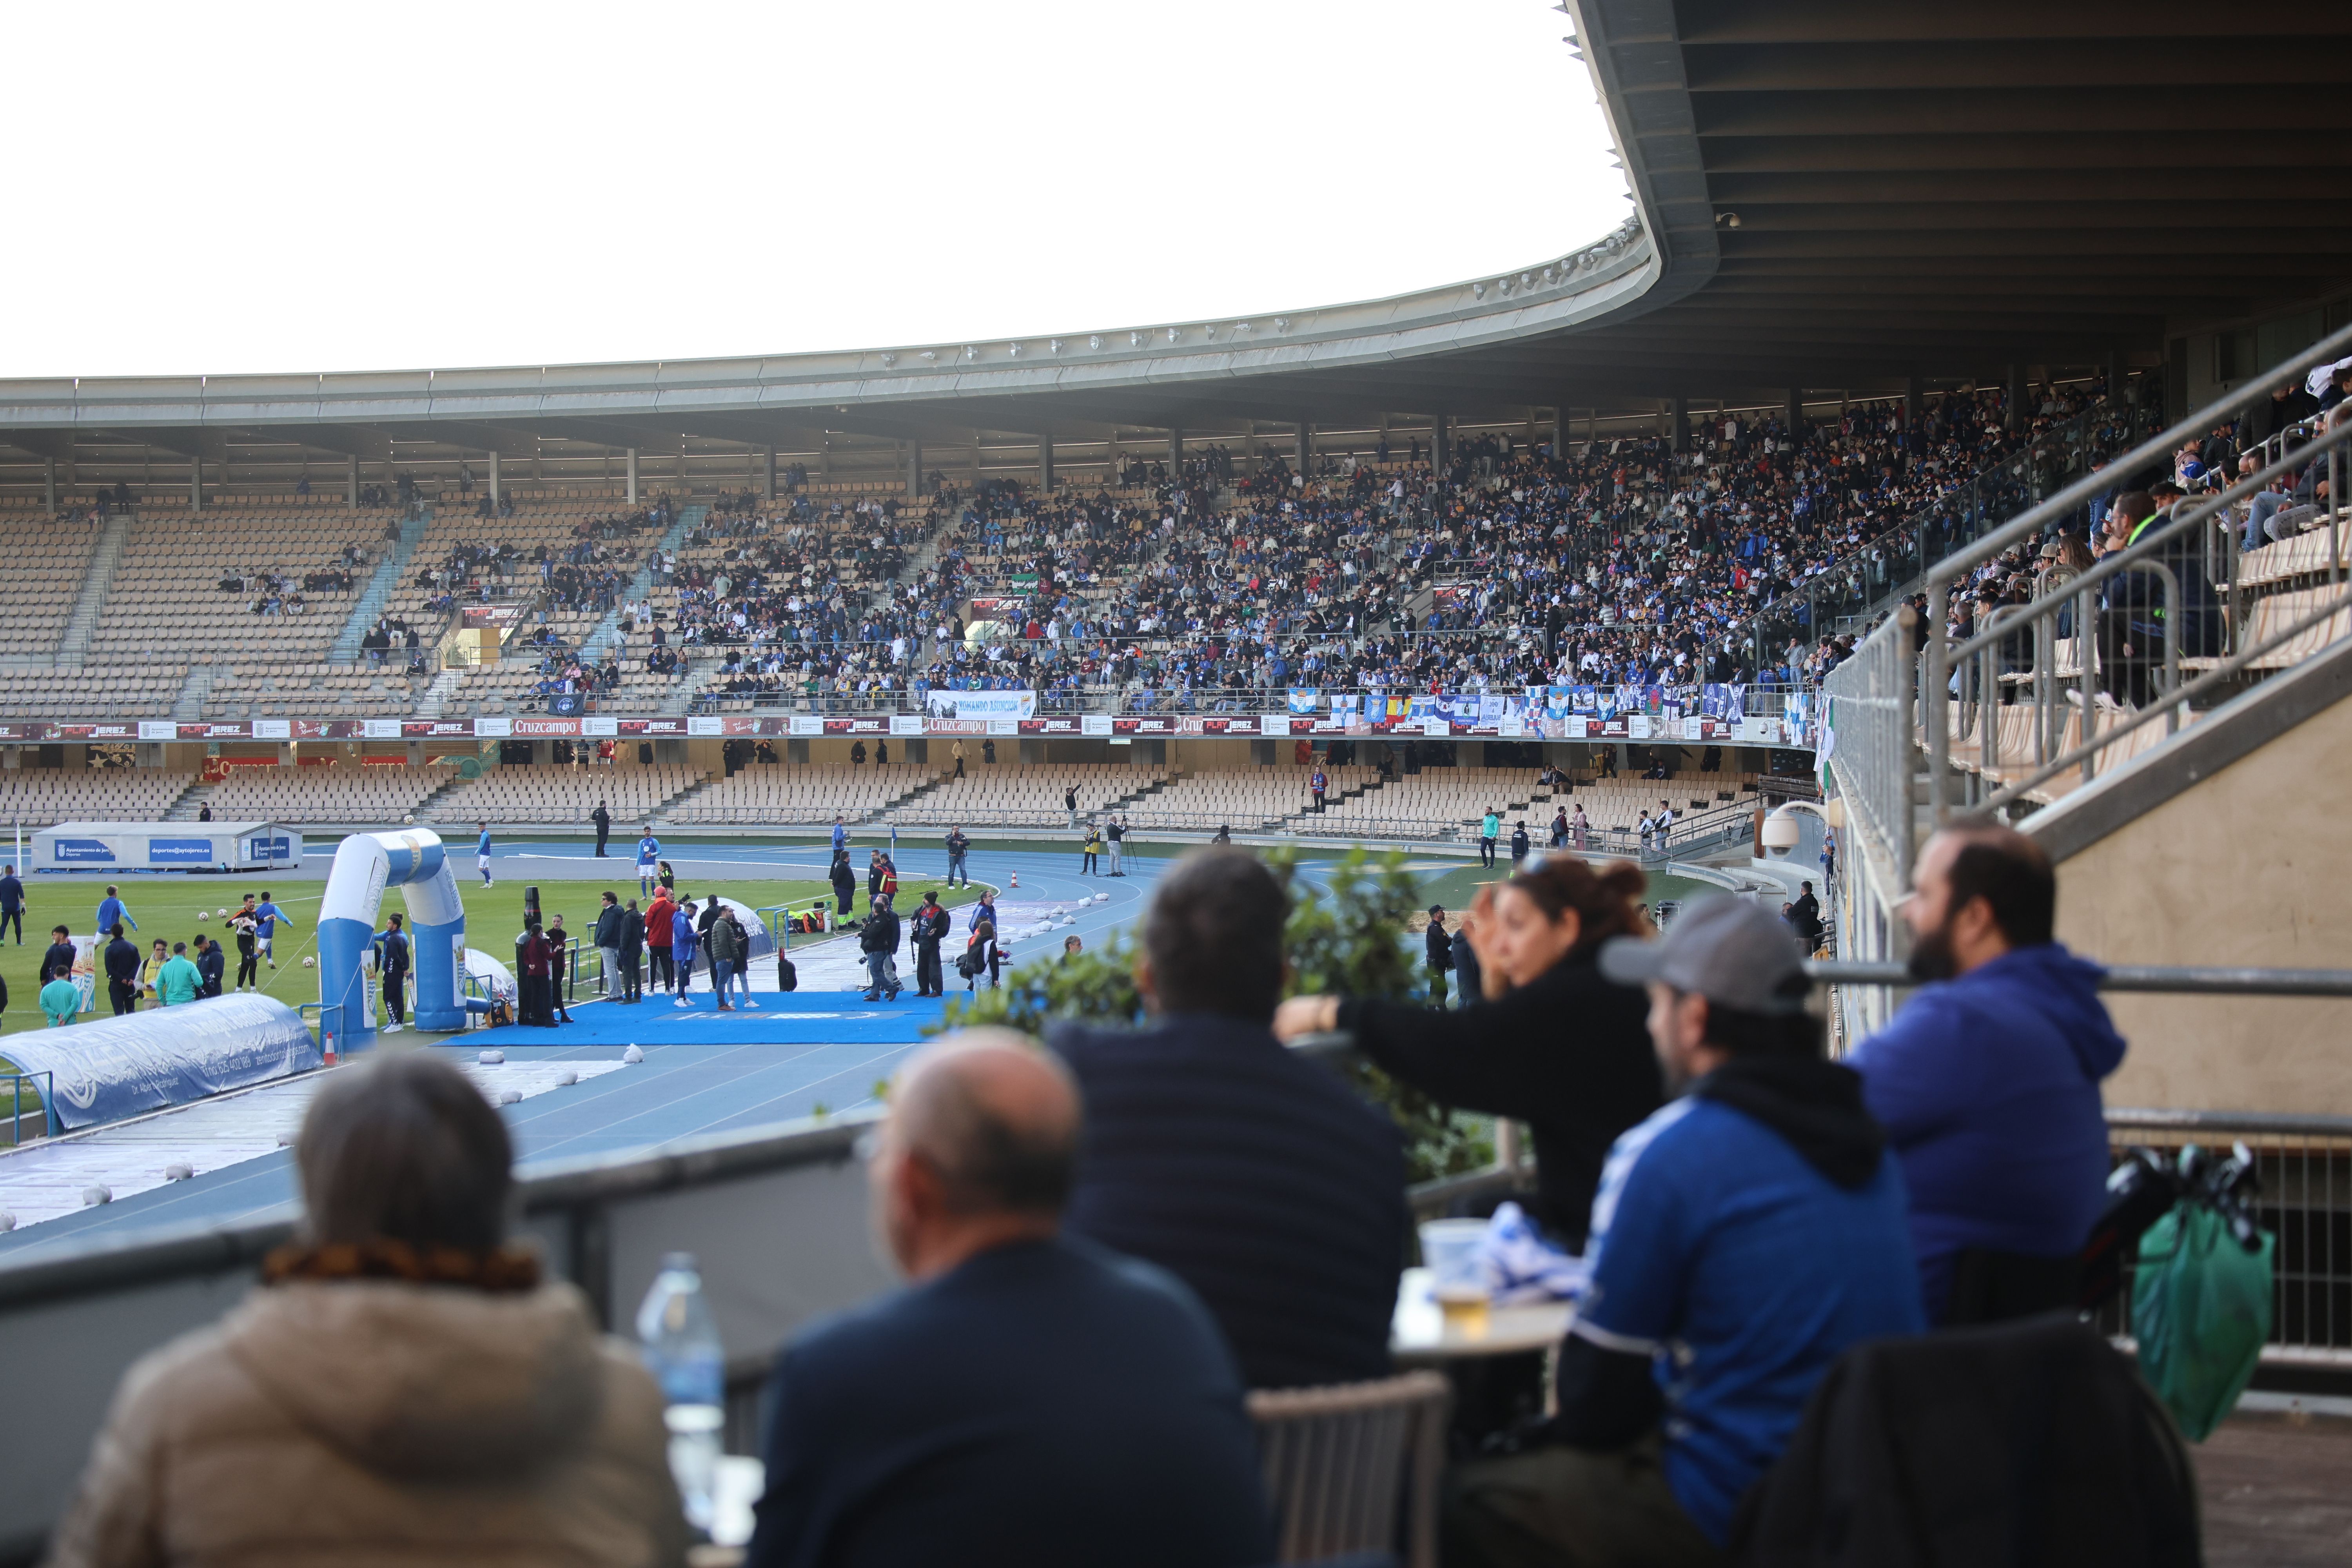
top-left (1847, 825), bottom-right (2125, 1325)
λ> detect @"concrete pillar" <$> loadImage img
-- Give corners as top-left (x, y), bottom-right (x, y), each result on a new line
top-left (1671, 395), bottom-right (1690, 454)
top-left (1784, 387), bottom-right (1802, 437)
top-left (626, 448), bottom-right (639, 505)
top-left (765, 445), bottom-right (778, 501)
top-left (488, 449), bottom-right (501, 508)
top-left (2005, 363), bottom-right (2025, 432)
top-left (2105, 348), bottom-right (2123, 404)
top-left (1904, 374), bottom-right (1922, 430)
top-left (1555, 404), bottom-right (1573, 457)
top-left (1431, 413), bottom-right (1448, 471)
top-left (1295, 421), bottom-right (1311, 476)
top-left (1039, 431), bottom-right (1055, 491)
top-left (347, 453), bottom-right (359, 508)
top-left (44, 458), bottom-right (56, 514)
top-left (906, 439), bottom-right (922, 498)
top-left (190, 453), bottom-right (203, 514)
top-left (1168, 426), bottom-right (1183, 470)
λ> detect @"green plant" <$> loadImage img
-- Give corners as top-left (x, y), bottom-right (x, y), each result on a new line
top-left (934, 846), bottom-right (1493, 1183)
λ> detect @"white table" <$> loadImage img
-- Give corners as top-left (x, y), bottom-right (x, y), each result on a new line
top-left (1389, 1266), bottom-right (1573, 1362)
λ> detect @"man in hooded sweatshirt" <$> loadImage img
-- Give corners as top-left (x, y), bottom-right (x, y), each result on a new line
top-left (1846, 825), bottom-right (2125, 1327)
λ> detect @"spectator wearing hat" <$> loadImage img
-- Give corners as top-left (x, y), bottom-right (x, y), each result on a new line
top-left (1443, 898), bottom-right (1921, 1566)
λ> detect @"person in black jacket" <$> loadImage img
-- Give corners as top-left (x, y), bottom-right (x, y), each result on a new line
top-left (192, 935), bottom-right (226, 998)
top-left (909, 891), bottom-right (951, 997)
top-left (590, 800), bottom-right (612, 857)
top-left (1425, 905), bottom-right (1452, 1005)
top-left (1052, 850), bottom-right (1408, 1391)
top-left (1449, 922), bottom-right (1482, 1009)
top-left (860, 897), bottom-right (902, 1001)
top-left (617, 898), bottom-right (646, 1003)
top-left (103, 924), bottom-right (142, 1017)
top-left (40, 925), bottom-right (77, 986)
top-left (830, 851), bottom-right (858, 922)
top-left (1277, 856), bottom-right (1660, 1251)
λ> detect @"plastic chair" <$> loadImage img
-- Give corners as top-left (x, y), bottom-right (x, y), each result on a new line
top-left (1246, 1371), bottom-right (1450, 1568)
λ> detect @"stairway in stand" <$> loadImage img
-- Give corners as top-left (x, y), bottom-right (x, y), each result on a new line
top-left (57, 510), bottom-right (133, 669)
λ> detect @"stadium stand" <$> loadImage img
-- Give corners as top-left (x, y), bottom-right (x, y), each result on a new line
top-left (885, 763), bottom-right (1168, 829)
top-left (85, 504), bottom-right (374, 665)
top-left (0, 767), bottom-right (192, 827)
top-left (428, 763), bottom-right (706, 826)
top-left (668, 763), bottom-right (937, 826)
top-left (181, 763), bottom-right (456, 826)
top-left (0, 515), bottom-right (102, 659)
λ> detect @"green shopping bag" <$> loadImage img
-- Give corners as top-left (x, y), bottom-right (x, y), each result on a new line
top-left (2131, 1201), bottom-right (2274, 1441)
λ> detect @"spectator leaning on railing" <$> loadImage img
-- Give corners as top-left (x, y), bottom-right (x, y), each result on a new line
top-left (47, 1053), bottom-right (685, 1568)
top-left (1442, 899), bottom-right (1921, 1568)
top-left (1846, 826), bottom-right (2125, 1327)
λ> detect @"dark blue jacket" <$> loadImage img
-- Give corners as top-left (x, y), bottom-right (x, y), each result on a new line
top-left (745, 1236), bottom-right (1272, 1568)
top-left (1050, 1012), bottom-right (1408, 1390)
top-left (1848, 944), bottom-right (2127, 1323)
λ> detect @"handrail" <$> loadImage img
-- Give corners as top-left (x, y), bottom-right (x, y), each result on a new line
top-left (1804, 960), bottom-right (2352, 997)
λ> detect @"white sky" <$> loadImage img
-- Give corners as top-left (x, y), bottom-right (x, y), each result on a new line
top-left (2, 1), bottom-right (1628, 379)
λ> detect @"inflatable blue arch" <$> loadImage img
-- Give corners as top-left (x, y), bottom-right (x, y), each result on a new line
top-left (318, 829), bottom-right (467, 1047)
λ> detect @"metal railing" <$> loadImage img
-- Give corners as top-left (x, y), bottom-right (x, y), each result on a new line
top-left (1, 1072), bottom-right (53, 1145)
top-left (1819, 606), bottom-right (1920, 889)
top-left (1922, 324), bottom-right (2352, 827)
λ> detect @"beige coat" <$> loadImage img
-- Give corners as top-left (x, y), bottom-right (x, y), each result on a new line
top-left (46, 1278), bottom-right (688, 1568)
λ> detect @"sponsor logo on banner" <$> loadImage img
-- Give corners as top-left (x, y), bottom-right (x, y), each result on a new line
top-left (1112, 716), bottom-right (1178, 736)
top-left (823, 717), bottom-right (889, 735)
top-left (137, 720), bottom-right (176, 740)
top-left (513, 717), bottom-right (581, 737)
top-left (1081, 714), bottom-right (1112, 737)
top-left (1421, 719), bottom-right (1450, 737)
top-left (581, 716), bottom-right (619, 737)
top-left (53, 838), bottom-right (116, 862)
top-left (1628, 715), bottom-right (1653, 740)
top-left (1016, 716), bottom-right (1083, 735)
top-left (58, 724), bottom-right (138, 740)
top-left (788, 715), bottom-right (823, 737)
top-left (965, 597), bottom-right (1026, 621)
top-left (1259, 715), bottom-right (1294, 736)
top-left (923, 690), bottom-right (1036, 722)
top-left (251, 719), bottom-right (292, 740)
top-left (473, 717), bottom-right (514, 737)
top-left (889, 714), bottom-right (924, 736)
top-left (986, 719), bottom-right (1018, 736)
top-left (176, 722), bottom-right (250, 739)
top-left (618, 718), bottom-right (688, 736)
top-left (687, 716), bottom-right (724, 736)
top-left (403, 720), bottom-right (474, 737)
top-left (362, 719), bottom-right (403, 739)
top-left (461, 604), bottom-right (528, 629)
top-left (1567, 716), bottom-right (1590, 739)
top-left (924, 717), bottom-right (989, 735)
top-left (147, 838), bottom-right (218, 865)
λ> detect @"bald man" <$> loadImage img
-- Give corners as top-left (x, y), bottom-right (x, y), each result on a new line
top-left (744, 1033), bottom-right (1274, 1568)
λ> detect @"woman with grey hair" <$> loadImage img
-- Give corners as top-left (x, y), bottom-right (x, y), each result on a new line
top-left (48, 1054), bottom-right (685, 1567)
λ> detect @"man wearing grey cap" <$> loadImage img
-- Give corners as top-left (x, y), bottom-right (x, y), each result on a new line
top-left (1445, 897), bottom-right (1922, 1568)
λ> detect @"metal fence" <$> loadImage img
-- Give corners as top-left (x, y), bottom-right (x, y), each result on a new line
top-left (1819, 605), bottom-right (1920, 887)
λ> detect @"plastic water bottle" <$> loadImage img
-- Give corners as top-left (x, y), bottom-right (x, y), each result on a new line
top-left (637, 1252), bottom-right (724, 1532)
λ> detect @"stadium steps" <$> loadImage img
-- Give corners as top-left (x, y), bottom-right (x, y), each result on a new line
top-left (327, 507), bottom-right (432, 666)
top-left (413, 667), bottom-right (466, 720)
top-left (643, 771), bottom-right (717, 828)
top-left (169, 664), bottom-right (227, 722)
top-left (162, 779), bottom-right (215, 822)
top-left (580, 504), bottom-right (704, 664)
top-left (56, 509), bottom-right (133, 669)
top-left (857, 771), bottom-right (949, 824)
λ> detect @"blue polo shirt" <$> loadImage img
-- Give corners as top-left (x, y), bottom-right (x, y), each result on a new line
top-left (1574, 1094), bottom-right (1924, 1545)
top-left (637, 834), bottom-right (660, 866)
top-left (96, 895), bottom-right (133, 933)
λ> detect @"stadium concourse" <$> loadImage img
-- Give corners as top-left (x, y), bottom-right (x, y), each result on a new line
top-left (0, 837), bottom-right (1162, 1259)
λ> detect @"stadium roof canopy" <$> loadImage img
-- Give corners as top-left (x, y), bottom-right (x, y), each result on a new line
top-left (5, 0), bottom-right (2351, 472)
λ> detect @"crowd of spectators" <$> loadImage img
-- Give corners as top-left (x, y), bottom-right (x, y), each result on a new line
top-left (623, 379), bottom-right (2145, 718)
top-left (48, 827), bottom-right (2165, 1565)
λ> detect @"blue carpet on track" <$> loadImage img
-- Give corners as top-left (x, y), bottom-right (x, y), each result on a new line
top-left (469, 989), bottom-right (946, 1049)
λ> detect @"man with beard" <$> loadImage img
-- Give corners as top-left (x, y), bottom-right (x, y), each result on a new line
top-left (1846, 826), bottom-right (2124, 1327)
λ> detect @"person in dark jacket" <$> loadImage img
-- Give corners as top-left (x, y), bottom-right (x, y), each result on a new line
top-left (590, 800), bottom-right (612, 857)
top-left (192, 935), bottom-right (226, 998)
top-left (375, 916), bottom-right (409, 1028)
top-left (617, 899), bottom-right (645, 1004)
top-left (103, 924), bottom-right (141, 1017)
top-left (1425, 905), bottom-right (1452, 1006)
top-left (829, 852), bottom-right (857, 921)
top-left (908, 892), bottom-right (950, 998)
top-left (1785, 882), bottom-right (1823, 949)
top-left (1278, 857), bottom-right (1659, 1251)
top-left (1847, 826), bottom-right (2127, 1325)
top-left (860, 898), bottom-right (902, 1002)
top-left (1448, 922), bottom-right (1482, 1009)
top-left (40, 925), bottom-right (78, 985)
top-left (517, 922), bottom-right (557, 1028)
top-left (593, 893), bottom-right (625, 998)
top-left (744, 1035), bottom-right (1273, 1568)
top-left (1054, 850), bottom-right (1407, 1391)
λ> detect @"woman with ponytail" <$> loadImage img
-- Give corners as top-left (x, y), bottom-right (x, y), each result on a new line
top-left (1275, 856), bottom-right (1662, 1249)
